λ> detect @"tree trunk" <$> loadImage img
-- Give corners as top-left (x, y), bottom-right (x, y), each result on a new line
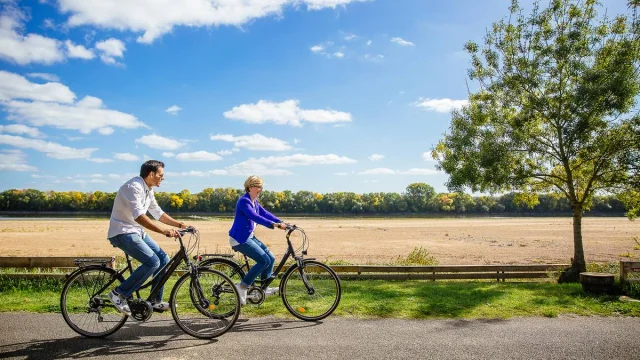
top-left (559, 204), bottom-right (587, 283)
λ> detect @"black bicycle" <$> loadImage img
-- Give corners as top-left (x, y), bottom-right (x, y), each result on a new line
top-left (60, 227), bottom-right (241, 339)
top-left (198, 225), bottom-right (341, 321)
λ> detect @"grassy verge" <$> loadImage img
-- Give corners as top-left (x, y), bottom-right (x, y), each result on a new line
top-left (1, 276), bottom-right (638, 318)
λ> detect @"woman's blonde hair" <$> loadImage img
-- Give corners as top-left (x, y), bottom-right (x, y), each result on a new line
top-left (244, 175), bottom-right (264, 192)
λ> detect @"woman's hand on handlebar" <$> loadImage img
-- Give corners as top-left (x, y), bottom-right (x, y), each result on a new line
top-left (276, 222), bottom-right (294, 230)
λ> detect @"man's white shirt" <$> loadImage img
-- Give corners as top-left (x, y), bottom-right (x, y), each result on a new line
top-left (108, 176), bottom-right (165, 239)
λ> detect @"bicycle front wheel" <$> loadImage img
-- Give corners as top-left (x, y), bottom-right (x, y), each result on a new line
top-left (171, 268), bottom-right (240, 339)
top-left (281, 261), bottom-right (341, 321)
top-left (60, 266), bottom-right (128, 338)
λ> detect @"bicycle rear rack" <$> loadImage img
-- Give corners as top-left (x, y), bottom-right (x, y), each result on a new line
top-left (195, 253), bottom-right (235, 260)
top-left (74, 257), bottom-right (115, 269)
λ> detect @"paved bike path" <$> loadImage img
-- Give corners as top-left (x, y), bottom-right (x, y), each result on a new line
top-left (1, 313), bottom-right (639, 359)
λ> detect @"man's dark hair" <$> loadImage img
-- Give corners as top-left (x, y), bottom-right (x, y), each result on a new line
top-left (140, 160), bottom-right (165, 178)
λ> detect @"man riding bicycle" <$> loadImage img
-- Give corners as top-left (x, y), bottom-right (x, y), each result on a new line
top-left (107, 160), bottom-right (194, 315)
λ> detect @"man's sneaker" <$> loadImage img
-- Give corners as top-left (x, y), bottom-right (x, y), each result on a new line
top-left (265, 287), bottom-right (279, 296)
top-left (152, 301), bottom-right (170, 312)
top-left (108, 290), bottom-right (132, 316)
top-left (235, 283), bottom-right (247, 305)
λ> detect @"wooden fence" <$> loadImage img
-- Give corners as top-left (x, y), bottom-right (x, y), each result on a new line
top-left (620, 260), bottom-right (640, 284)
top-left (0, 256), bottom-right (568, 281)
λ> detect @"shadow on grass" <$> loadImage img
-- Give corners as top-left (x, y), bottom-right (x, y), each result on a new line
top-left (338, 280), bottom-right (640, 319)
top-left (341, 280), bottom-right (508, 318)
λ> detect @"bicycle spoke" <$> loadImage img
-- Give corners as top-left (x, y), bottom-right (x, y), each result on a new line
top-left (282, 261), bottom-right (341, 321)
top-left (61, 267), bottom-right (127, 338)
top-left (170, 268), bottom-right (240, 339)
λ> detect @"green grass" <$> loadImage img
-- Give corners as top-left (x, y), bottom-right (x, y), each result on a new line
top-left (2, 276), bottom-right (639, 318)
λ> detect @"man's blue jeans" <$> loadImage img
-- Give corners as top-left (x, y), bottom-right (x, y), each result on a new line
top-left (232, 236), bottom-right (276, 287)
top-left (108, 232), bottom-right (170, 302)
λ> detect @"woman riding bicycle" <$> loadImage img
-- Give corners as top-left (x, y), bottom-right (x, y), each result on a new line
top-left (229, 175), bottom-right (288, 305)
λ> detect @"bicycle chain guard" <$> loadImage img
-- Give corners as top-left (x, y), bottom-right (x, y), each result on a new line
top-left (129, 299), bottom-right (153, 321)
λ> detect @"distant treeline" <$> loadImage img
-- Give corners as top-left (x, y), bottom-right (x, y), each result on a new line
top-left (0, 183), bottom-right (627, 216)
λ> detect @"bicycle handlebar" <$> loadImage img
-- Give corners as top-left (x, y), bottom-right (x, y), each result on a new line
top-left (177, 226), bottom-right (197, 236)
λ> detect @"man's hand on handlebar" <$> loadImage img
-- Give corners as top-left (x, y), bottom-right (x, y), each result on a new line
top-left (164, 228), bottom-right (182, 238)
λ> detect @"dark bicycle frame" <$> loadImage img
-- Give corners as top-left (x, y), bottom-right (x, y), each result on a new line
top-left (200, 226), bottom-right (314, 292)
top-left (74, 229), bottom-right (208, 309)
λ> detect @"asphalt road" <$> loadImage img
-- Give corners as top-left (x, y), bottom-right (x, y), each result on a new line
top-left (1, 313), bottom-right (639, 360)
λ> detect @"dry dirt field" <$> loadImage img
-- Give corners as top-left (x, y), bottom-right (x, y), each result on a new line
top-left (0, 217), bottom-right (638, 265)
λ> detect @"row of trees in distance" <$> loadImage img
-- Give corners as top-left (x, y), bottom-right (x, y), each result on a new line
top-left (0, 183), bottom-right (628, 215)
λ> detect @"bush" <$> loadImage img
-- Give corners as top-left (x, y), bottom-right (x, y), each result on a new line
top-left (392, 247), bottom-right (438, 266)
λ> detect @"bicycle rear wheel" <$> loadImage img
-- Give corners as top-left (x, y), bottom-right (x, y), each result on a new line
top-left (200, 258), bottom-right (246, 286)
top-left (171, 268), bottom-right (240, 339)
top-left (281, 260), bottom-right (341, 321)
top-left (60, 266), bottom-right (128, 338)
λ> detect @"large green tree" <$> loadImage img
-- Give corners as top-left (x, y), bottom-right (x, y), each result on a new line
top-left (433, 0), bottom-right (640, 281)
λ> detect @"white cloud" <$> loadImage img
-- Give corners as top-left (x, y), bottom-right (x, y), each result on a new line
top-left (0, 123), bottom-right (45, 138)
top-left (0, 149), bottom-right (37, 171)
top-left (359, 168), bottom-right (396, 175)
top-left (58, 0), bottom-right (367, 44)
top-left (88, 157), bottom-right (114, 163)
top-left (0, 134), bottom-right (97, 159)
top-left (95, 38), bottom-right (125, 65)
top-left (65, 40), bottom-right (95, 59)
top-left (401, 168), bottom-right (441, 175)
top-left (224, 99), bottom-right (351, 126)
top-left (98, 127), bottom-right (114, 135)
top-left (238, 153), bottom-right (356, 168)
top-left (162, 152), bottom-right (175, 158)
top-left (207, 153), bottom-right (355, 177)
top-left (217, 149), bottom-right (234, 156)
top-left (0, 6), bottom-right (65, 65)
top-left (415, 98), bottom-right (468, 113)
top-left (165, 105), bottom-right (182, 115)
top-left (304, 0), bottom-right (368, 10)
top-left (309, 41), bottom-right (344, 59)
top-left (175, 151), bottom-right (223, 161)
top-left (135, 134), bottom-right (185, 150)
top-left (0, 71), bottom-right (75, 103)
top-left (5, 97), bottom-right (145, 134)
top-left (391, 37), bottom-right (414, 47)
top-left (366, 40), bottom-right (372, 46)
top-left (344, 34), bottom-right (357, 41)
top-left (0, 72), bottom-right (145, 134)
top-left (114, 152), bottom-right (140, 161)
top-left (364, 54), bottom-right (384, 62)
top-left (210, 133), bottom-right (292, 151)
top-left (369, 154), bottom-right (384, 161)
top-left (358, 167), bottom-right (441, 175)
top-left (210, 164), bottom-right (293, 177)
top-left (422, 152), bottom-right (437, 162)
top-left (166, 170), bottom-right (211, 177)
top-left (334, 172), bottom-right (348, 176)
top-left (26, 73), bottom-right (60, 82)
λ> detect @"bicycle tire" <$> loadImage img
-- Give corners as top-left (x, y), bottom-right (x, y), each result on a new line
top-left (199, 258), bottom-right (246, 285)
top-left (196, 259), bottom-right (245, 318)
top-left (60, 266), bottom-right (128, 338)
top-left (281, 260), bottom-right (341, 321)
top-left (170, 268), bottom-right (240, 339)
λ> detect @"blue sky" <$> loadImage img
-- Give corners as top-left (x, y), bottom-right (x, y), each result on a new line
top-left (0, 0), bottom-right (632, 194)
